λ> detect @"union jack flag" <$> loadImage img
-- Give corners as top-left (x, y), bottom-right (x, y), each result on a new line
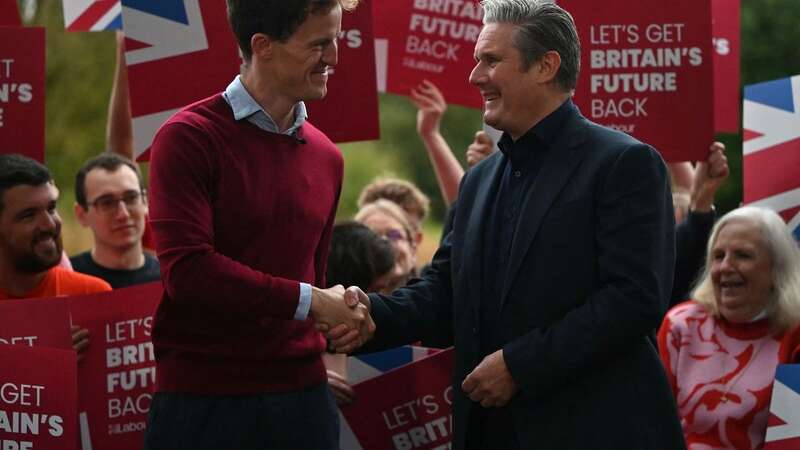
top-left (63, 0), bottom-right (122, 32)
top-left (743, 75), bottom-right (800, 240)
top-left (340, 346), bottom-right (442, 450)
top-left (121, 0), bottom-right (239, 160)
top-left (764, 365), bottom-right (800, 449)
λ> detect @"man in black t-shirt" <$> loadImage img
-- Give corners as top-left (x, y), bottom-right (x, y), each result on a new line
top-left (71, 154), bottom-right (159, 288)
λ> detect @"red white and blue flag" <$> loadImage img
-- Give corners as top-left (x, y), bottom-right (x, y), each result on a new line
top-left (121, 0), bottom-right (239, 160)
top-left (764, 364), bottom-right (800, 449)
top-left (340, 346), bottom-right (442, 450)
top-left (63, 0), bottom-right (122, 32)
top-left (743, 75), bottom-right (800, 240)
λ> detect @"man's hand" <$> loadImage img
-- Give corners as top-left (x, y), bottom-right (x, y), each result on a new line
top-left (410, 80), bottom-right (447, 139)
top-left (466, 131), bottom-right (495, 168)
top-left (462, 349), bottom-right (517, 408)
top-left (310, 285), bottom-right (364, 330)
top-left (71, 325), bottom-right (90, 362)
top-left (327, 369), bottom-right (355, 406)
top-left (318, 287), bottom-right (374, 354)
top-left (690, 141), bottom-right (729, 212)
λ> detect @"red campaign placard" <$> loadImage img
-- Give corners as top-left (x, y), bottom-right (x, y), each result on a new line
top-left (374, 0), bottom-right (483, 108)
top-left (0, 0), bottom-right (21, 26)
top-left (562, 0), bottom-right (714, 162)
top-left (0, 297), bottom-right (73, 349)
top-left (0, 344), bottom-right (78, 450)
top-left (306, 1), bottom-right (379, 142)
top-left (712, 0), bottom-right (740, 134)
top-left (341, 348), bottom-right (454, 450)
top-left (66, 282), bottom-right (161, 450)
top-left (0, 26), bottom-right (45, 162)
top-left (123, 0), bottom-right (379, 161)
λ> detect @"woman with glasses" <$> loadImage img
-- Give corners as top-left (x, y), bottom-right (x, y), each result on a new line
top-left (355, 199), bottom-right (418, 295)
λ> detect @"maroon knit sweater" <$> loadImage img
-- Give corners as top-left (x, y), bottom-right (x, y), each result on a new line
top-left (148, 94), bottom-right (343, 394)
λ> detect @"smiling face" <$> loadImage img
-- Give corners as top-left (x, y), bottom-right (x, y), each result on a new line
top-left (0, 183), bottom-right (63, 274)
top-left (266, 4), bottom-right (342, 103)
top-left (710, 220), bottom-right (774, 323)
top-left (75, 165), bottom-right (147, 253)
top-left (469, 22), bottom-right (544, 140)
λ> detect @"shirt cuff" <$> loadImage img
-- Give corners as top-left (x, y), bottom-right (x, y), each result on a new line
top-left (294, 282), bottom-right (312, 321)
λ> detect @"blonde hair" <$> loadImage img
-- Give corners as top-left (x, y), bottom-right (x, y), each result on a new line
top-left (354, 199), bottom-right (415, 246)
top-left (692, 206), bottom-right (800, 332)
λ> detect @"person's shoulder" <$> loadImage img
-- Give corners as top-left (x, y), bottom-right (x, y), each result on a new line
top-left (298, 121), bottom-right (344, 168)
top-left (155, 94), bottom-right (232, 143)
top-left (68, 251), bottom-right (93, 271)
top-left (567, 110), bottom-right (650, 152)
top-left (462, 150), bottom-right (502, 191)
top-left (52, 266), bottom-right (112, 294)
top-left (169, 93), bottom-right (229, 125)
top-left (299, 122), bottom-right (339, 152)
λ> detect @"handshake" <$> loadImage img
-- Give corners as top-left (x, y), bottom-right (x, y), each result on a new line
top-left (310, 285), bottom-right (375, 354)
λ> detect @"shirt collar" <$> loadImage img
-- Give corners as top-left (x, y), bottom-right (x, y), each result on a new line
top-left (498, 98), bottom-right (574, 165)
top-left (223, 75), bottom-right (308, 135)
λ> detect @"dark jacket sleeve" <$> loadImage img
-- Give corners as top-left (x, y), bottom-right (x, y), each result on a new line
top-left (670, 210), bottom-right (715, 307)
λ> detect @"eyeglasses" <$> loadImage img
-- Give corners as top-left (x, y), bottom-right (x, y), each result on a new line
top-left (86, 190), bottom-right (145, 214)
top-left (381, 228), bottom-right (409, 244)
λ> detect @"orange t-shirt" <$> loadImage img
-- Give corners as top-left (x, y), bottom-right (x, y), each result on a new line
top-left (0, 266), bottom-right (111, 300)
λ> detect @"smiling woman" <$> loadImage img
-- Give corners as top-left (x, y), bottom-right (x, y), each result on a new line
top-left (658, 206), bottom-right (800, 450)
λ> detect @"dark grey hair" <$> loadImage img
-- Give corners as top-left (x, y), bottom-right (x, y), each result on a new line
top-left (481, 0), bottom-right (580, 91)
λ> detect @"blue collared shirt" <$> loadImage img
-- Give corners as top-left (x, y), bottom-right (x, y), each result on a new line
top-left (222, 76), bottom-right (313, 321)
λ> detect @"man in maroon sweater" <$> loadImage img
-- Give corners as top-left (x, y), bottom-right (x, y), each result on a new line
top-left (143, 1), bottom-right (369, 449)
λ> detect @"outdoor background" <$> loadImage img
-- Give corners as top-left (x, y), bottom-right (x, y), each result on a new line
top-left (18, 0), bottom-right (800, 263)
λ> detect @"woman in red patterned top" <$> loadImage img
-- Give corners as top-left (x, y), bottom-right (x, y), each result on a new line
top-left (658, 206), bottom-right (800, 450)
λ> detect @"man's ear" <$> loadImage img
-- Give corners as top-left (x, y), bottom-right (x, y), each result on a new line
top-left (74, 202), bottom-right (90, 228)
top-left (535, 50), bottom-right (562, 84)
top-left (250, 33), bottom-right (274, 61)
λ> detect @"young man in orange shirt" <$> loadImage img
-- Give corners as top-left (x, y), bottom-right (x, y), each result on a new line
top-left (0, 154), bottom-right (110, 355)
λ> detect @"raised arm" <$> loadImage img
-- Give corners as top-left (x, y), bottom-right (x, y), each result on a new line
top-left (410, 80), bottom-right (464, 206)
top-left (106, 31), bottom-right (134, 160)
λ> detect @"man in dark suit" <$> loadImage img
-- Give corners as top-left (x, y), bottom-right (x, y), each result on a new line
top-left (329, 1), bottom-right (685, 449)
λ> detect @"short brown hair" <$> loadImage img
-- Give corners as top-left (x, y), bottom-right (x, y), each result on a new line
top-left (227, 0), bottom-right (359, 60)
top-left (75, 153), bottom-right (143, 209)
top-left (357, 177), bottom-right (430, 227)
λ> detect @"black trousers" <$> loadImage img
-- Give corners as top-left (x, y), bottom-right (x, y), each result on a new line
top-left (142, 383), bottom-right (339, 450)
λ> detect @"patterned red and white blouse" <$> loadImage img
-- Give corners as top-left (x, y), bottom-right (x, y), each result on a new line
top-left (658, 301), bottom-right (800, 450)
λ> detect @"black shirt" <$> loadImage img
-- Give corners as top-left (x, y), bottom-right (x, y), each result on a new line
top-left (70, 251), bottom-right (160, 289)
top-left (479, 98), bottom-right (575, 356)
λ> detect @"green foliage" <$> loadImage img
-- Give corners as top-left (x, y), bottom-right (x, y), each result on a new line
top-left (339, 93), bottom-right (481, 222)
top-left (32, 1), bottom-right (116, 194)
